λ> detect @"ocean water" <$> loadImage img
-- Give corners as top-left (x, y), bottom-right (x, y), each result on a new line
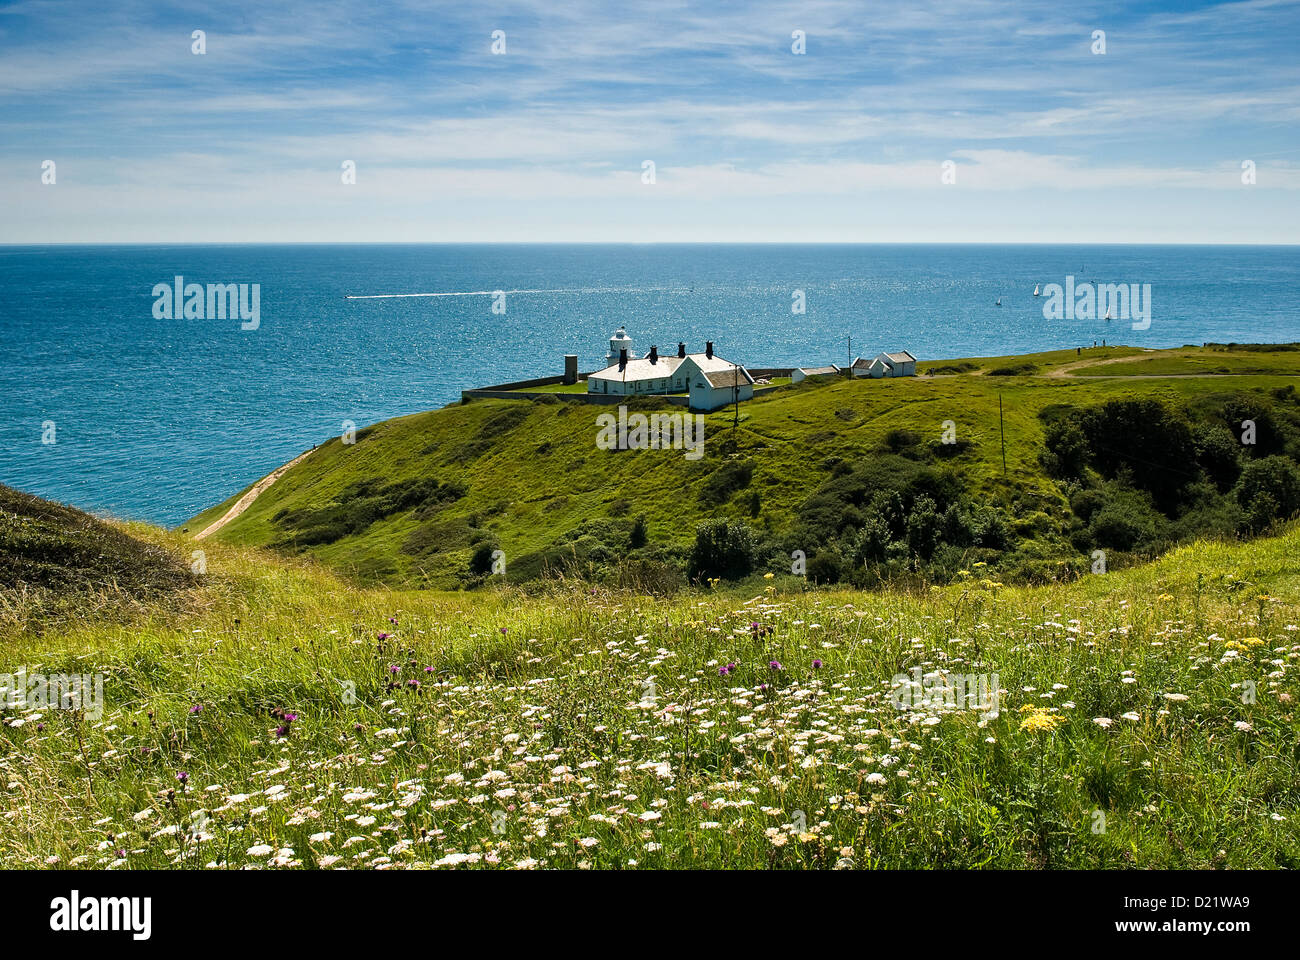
top-left (2, 243), bottom-right (1297, 526)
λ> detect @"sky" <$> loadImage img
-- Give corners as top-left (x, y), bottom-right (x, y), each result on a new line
top-left (1, 0), bottom-right (1298, 243)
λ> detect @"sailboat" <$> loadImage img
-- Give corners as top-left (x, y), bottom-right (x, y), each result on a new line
top-left (1104, 308), bottom-right (1114, 321)
top-left (995, 297), bottom-right (1002, 307)
top-left (1032, 284), bottom-right (1040, 297)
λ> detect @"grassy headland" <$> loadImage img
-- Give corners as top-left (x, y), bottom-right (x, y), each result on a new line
top-left (185, 344), bottom-right (1300, 592)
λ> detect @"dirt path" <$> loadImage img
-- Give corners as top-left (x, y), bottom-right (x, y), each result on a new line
top-left (193, 449), bottom-right (314, 541)
top-left (1043, 352), bottom-right (1155, 378)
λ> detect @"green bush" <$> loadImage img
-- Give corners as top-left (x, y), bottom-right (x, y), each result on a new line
top-left (968, 506), bottom-right (1011, 549)
top-left (1079, 399), bottom-right (1198, 511)
top-left (1193, 424), bottom-right (1243, 491)
top-left (988, 363), bottom-right (1038, 376)
top-left (1086, 489), bottom-right (1167, 552)
top-left (687, 518), bottom-right (757, 581)
top-left (1041, 416), bottom-right (1090, 480)
top-left (905, 495), bottom-right (942, 560)
top-left (698, 460), bottom-right (754, 505)
top-left (629, 515), bottom-right (648, 549)
top-left (805, 548), bottom-right (844, 584)
top-left (468, 540), bottom-right (499, 576)
top-left (1235, 456), bottom-right (1300, 531)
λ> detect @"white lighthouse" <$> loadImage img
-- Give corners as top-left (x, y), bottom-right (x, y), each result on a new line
top-left (606, 326), bottom-right (638, 363)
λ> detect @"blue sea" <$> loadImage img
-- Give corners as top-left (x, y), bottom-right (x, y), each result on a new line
top-left (2, 243), bottom-right (1297, 526)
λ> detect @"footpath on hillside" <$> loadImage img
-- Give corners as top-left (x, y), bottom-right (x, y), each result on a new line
top-left (193, 449), bottom-right (314, 541)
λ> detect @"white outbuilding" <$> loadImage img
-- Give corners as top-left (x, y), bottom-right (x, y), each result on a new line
top-left (850, 350), bottom-right (917, 378)
top-left (791, 365), bottom-right (841, 383)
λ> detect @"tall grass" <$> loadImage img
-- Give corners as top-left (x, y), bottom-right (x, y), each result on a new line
top-left (1, 524), bottom-right (1297, 869)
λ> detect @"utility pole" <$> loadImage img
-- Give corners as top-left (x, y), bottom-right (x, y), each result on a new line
top-left (848, 334), bottom-right (852, 371)
top-left (999, 393), bottom-right (1007, 477)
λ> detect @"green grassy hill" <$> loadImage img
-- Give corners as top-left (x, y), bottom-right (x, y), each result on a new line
top-left (1, 484), bottom-right (195, 627)
top-left (186, 344), bottom-right (1300, 590)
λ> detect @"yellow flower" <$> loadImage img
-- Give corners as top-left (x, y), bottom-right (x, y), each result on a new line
top-left (1019, 707), bottom-right (1064, 734)
top-left (763, 572), bottom-right (774, 579)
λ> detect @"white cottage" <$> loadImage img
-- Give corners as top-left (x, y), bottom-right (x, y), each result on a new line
top-left (688, 357), bottom-right (754, 412)
top-left (586, 335), bottom-right (753, 412)
top-left (850, 350), bottom-right (917, 378)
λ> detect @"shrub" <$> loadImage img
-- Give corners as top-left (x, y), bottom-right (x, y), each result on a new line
top-left (847, 514), bottom-right (892, 566)
top-left (1193, 424), bottom-right (1243, 491)
top-left (905, 495), bottom-right (942, 560)
top-left (629, 515), bottom-right (648, 549)
top-left (698, 460), bottom-right (753, 505)
top-left (805, 548), bottom-right (843, 584)
top-left (882, 429), bottom-right (921, 453)
top-left (940, 502), bottom-right (970, 546)
top-left (468, 541), bottom-right (499, 576)
top-left (1086, 490), bottom-right (1167, 552)
top-left (1041, 417), bottom-right (1090, 480)
top-left (687, 518), bottom-right (757, 581)
top-left (1078, 399), bottom-right (1198, 510)
top-left (968, 506), bottom-right (1010, 550)
top-left (1235, 456), bottom-right (1300, 531)
top-left (989, 363), bottom-right (1038, 376)
top-left (1069, 486), bottom-right (1106, 523)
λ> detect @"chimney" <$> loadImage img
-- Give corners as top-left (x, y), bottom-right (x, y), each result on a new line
top-left (619, 348), bottom-right (628, 372)
top-left (677, 342), bottom-right (686, 358)
top-left (563, 354), bottom-right (578, 385)
top-left (705, 341), bottom-right (714, 359)
top-left (648, 345), bottom-right (658, 364)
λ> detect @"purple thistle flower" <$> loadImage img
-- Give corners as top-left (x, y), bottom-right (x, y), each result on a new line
top-left (812, 659), bottom-right (823, 669)
top-left (189, 704), bottom-right (203, 714)
top-left (389, 664), bottom-right (400, 674)
top-left (176, 771), bottom-right (189, 784)
top-left (769, 661), bottom-right (782, 671)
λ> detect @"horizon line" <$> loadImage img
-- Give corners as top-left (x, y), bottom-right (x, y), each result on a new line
top-left (2, 240), bottom-right (1298, 247)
